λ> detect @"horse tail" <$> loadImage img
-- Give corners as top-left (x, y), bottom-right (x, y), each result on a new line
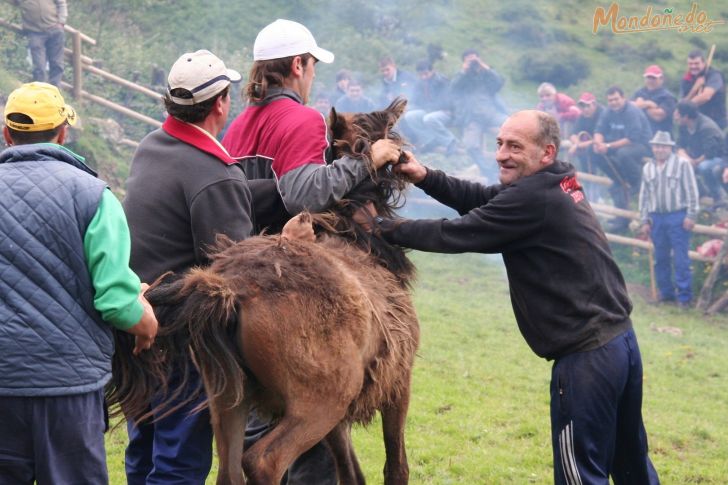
top-left (138, 267), bottom-right (245, 421)
top-left (177, 268), bottom-right (246, 411)
top-left (107, 327), bottom-right (167, 425)
top-left (108, 267), bottom-right (246, 424)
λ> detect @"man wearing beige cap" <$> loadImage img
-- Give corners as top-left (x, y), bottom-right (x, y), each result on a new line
top-left (123, 50), bottom-right (253, 484)
top-left (223, 18), bottom-right (401, 232)
top-left (0, 82), bottom-right (158, 483)
top-left (632, 64), bottom-right (677, 134)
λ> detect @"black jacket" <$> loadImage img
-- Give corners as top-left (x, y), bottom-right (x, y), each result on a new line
top-left (381, 161), bottom-right (632, 360)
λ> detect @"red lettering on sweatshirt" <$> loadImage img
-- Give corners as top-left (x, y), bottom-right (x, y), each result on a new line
top-left (560, 175), bottom-right (584, 203)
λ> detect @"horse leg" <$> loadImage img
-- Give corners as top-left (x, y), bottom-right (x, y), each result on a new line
top-left (242, 406), bottom-right (348, 485)
top-left (325, 421), bottom-right (366, 485)
top-left (381, 391), bottom-right (411, 485)
top-left (209, 396), bottom-right (249, 485)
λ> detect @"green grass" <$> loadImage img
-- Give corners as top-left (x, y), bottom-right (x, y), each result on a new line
top-left (105, 251), bottom-right (728, 483)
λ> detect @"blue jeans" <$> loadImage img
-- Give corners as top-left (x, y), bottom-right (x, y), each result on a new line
top-left (650, 210), bottom-right (692, 303)
top-left (125, 365), bottom-right (213, 485)
top-left (403, 109), bottom-right (456, 150)
top-left (245, 409), bottom-right (338, 485)
top-left (550, 329), bottom-right (660, 484)
top-left (0, 389), bottom-right (108, 484)
top-left (695, 157), bottom-right (726, 200)
top-left (27, 26), bottom-right (65, 86)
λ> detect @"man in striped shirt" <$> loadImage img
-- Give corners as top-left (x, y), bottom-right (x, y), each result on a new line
top-left (638, 130), bottom-right (700, 307)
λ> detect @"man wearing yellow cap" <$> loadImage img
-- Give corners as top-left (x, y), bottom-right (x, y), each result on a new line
top-left (0, 82), bottom-right (158, 483)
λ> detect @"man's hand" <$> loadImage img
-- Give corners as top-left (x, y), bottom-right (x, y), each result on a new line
top-left (130, 284), bottom-right (158, 356)
top-left (723, 167), bottom-right (728, 184)
top-left (683, 218), bottom-right (696, 231)
top-left (640, 222), bottom-right (651, 239)
top-left (281, 212), bottom-right (315, 242)
top-left (392, 151), bottom-right (427, 184)
top-left (593, 141), bottom-right (608, 155)
top-left (370, 139), bottom-right (402, 169)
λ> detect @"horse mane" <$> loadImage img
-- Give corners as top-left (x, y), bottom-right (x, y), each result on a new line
top-left (319, 96), bottom-right (415, 287)
top-left (106, 96), bottom-right (417, 425)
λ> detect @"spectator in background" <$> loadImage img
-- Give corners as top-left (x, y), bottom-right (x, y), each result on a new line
top-left (313, 91), bottom-right (332, 116)
top-left (593, 85), bottom-right (652, 231)
top-left (535, 82), bottom-right (580, 136)
top-left (568, 92), bottom-right (603, 169)
top-left (11, 0), bottom-right (67, 86)
top-left (632, 64), bottom-right (677, 134)
top-left (403, 59), bottom-right (459, 154)
top-left (450, 48), bottom-right (509, 175)
top-left (377, 55), bottom-right (416, 108)
top-left (568, 92), bottom-right (605, 200)
top-left (334, 78), bottom-right (376, 112)
top-left (674, 100), bottom-right (727, 204)
top-left (638, 131), bottom-right (699, 308)
top-left (0, 82), bottom-right (158, 483)
top-left (329, 68), bottom-right (351, 106)
top-left (680, 49), bottom-right (727, 129)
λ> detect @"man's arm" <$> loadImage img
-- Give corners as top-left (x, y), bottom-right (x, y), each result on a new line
top-left (84, 189), bottom-right (157, 353)
top-left (54, 0), bottom-right (67, 25)
top-left (681, 159), bottom-right (700, 225)
top-left (378, 184), bottom-right (540, 254)
top-left (277, 139), bottom-right (401, 214)
top-left (394, 153), bottom-right (497, 214)
top-left (690, 70), bottom-right (722, 106)
top-left (277, 156), bottom-right (370, 214)
top-left (190, 177), bottom-right (254, 262)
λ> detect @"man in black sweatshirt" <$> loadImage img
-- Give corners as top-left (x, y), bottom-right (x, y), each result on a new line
top-left (375, 110), bottom-right (660, 484)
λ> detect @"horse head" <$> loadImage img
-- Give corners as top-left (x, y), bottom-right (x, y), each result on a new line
top-left (319, 97), bottom-right (415, 286)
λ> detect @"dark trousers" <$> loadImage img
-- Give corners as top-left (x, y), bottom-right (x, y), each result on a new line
top-left (651, 210), bottom-right (692, 303)
top-left (0, 389), bottom-right (108, 485)
top-left (27, 27), bottom-right (65, 86)
top-left (594, 145), bottom-right (647, 208)
top-left (125, 366), bottom-right (213, 485)
top-left (550, 329), bottom-right (660, 484)
top-left (245, 409), bottom-right (338, 485)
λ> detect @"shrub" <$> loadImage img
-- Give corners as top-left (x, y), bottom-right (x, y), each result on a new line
top-left (516, 49), bottom-right (590, 86)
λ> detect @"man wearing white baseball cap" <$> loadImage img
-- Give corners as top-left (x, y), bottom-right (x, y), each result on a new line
top-left (122, 50), bottom-right (254, 485)
top-left (222, 19), bottom-right (401, 484)
top-left (223, 19), bottom-right (401, 232)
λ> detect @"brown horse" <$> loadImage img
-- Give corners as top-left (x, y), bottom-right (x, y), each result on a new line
top-left (108, 97), bottom-right (419, 485)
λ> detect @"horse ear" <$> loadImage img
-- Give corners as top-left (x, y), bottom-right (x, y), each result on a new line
top-left (329, 107), bottom-right (344, 139)
top-left (386, 96), bottom-right (408, 121)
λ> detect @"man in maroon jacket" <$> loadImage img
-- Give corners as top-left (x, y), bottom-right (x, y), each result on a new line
top-left (223, 19), bottom-right (400, 233)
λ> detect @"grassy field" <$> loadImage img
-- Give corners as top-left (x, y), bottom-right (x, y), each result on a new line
top-left (105, 251), bottom-right (728, 484)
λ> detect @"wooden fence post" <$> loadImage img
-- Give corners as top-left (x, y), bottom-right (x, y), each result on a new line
top-left (696, 232), bottom-right (728, 312)
top-left (72, 30), bottom-right (82, 100)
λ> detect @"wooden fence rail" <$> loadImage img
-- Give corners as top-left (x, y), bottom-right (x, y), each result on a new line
top-left (0, 16), bottom-right (161, 130)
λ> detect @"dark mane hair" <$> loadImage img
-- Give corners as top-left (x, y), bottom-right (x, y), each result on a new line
top-left (321, 96), bottom-right (414, 286)
top-left (107, 96), bottom-right (417, 435)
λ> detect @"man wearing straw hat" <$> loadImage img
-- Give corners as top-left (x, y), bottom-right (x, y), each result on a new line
top-left (638, 130), bottom-right (700, 308)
